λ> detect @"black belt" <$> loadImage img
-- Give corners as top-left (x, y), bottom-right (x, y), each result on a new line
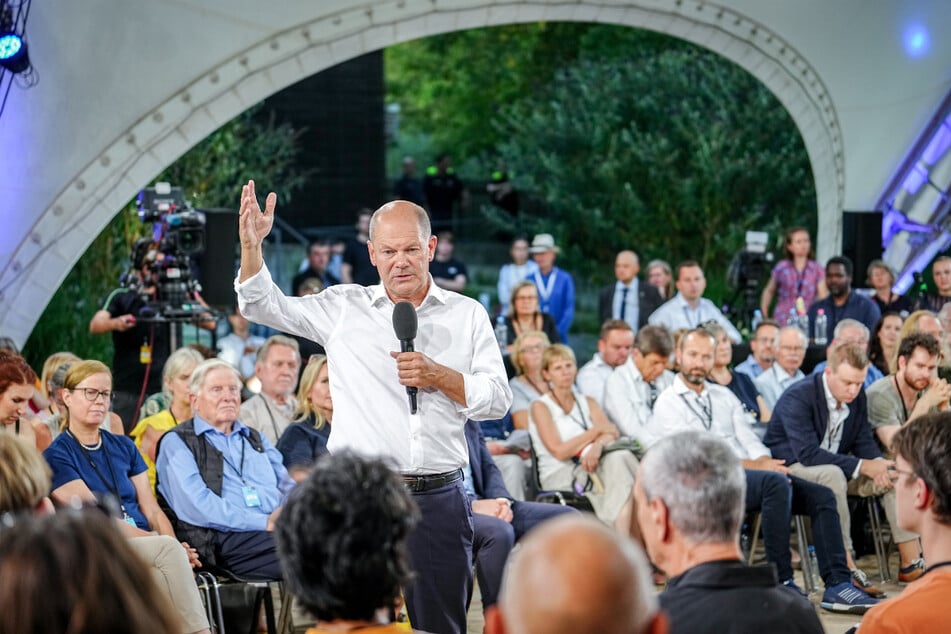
top-left (401, 469), bottom-right (463, 493)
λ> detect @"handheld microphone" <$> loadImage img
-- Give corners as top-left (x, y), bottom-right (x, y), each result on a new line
top-left (392, 301), bottom-right (418, 414)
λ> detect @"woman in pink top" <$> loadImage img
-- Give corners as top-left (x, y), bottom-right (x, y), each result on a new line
top-left (761, 227), bottom-right (827, 325)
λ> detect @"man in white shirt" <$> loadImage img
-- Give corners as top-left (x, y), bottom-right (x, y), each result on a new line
top-left (239, 335), bottom-right (300, 445)
top-left (651, 329), bottom-right (878, 613)
top-left (576, 320), bottom-right (634, 408)
top-left (235, 182), bottom-right (512, 634)
top-left (648, 260), bottom-right (741, 342)
top-left (755, 326), bottom-right (808, 408)
top-left (603, 325), bottom-right (675, 444)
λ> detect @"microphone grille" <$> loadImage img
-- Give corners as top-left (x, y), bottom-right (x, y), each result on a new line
top-left (392, 301), bottom-right (418, 340)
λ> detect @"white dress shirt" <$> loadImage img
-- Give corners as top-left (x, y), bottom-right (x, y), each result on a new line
top-left (612, 279), bottom-right (640, 331)
top-left (754, 364), bottom-right (805, 409)
top-left (236, 264), bottom-right (512, 474)
top-left (603, 357), bottom-right (674, 445)
top-left (647, 293), bottom-right (742, 343)
top-left (650, 375), bottom-right (771, 460)
top-left (576, 353), bottom-right (613, 408)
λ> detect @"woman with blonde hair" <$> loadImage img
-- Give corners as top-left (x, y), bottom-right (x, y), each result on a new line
top-left (277, 354), bottom-right (333, 481)
top-left (508, 330), bottom-right (551, 430)
top-left (646, 259), bottom-right (675, 299)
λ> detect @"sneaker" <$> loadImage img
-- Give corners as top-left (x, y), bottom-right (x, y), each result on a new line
top-left (851, 568), bottom-right (887, 598)
top-left (820, 582), bottom-right (880, 614)
top-left (899, 558), bottom-right (925, 584)
top-left (782, 578), bottom-right (808, 598)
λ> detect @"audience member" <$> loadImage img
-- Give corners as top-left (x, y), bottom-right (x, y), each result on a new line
top-left (44, 361), bottom-right (125, 439)
top-left (530, 344), bottom-right (635, 524)
top-left (423, 153), bottom-right (467, 230)
top-left (156, 359), bottom-right (294, 579)
top-left (648, 260), bottom-right (741, 342)
top-left (503, 281), bottom-right (561, 350)
top-left (651, 330), bottom-right (874, 611)
top-left (598, 250), bottom-right (664, 331)
top-left (527, 233), bottom-right (575, 343)
top-left (807, 255), bottom-right (881, 343)
top-left (891, 309), bottom-right (946, 372)
top-left (868, 312), bottom-right (903, 377)
top-left (867, 260), bottom-right (912, 315)
top-left (464, 419), bottom-right (575, 611)
top-left (129, 347), bottom-right (204, 492)
top-left (37, 351), bottom-right (80, 424)
top-left (811, 318), bottom-right (884, 388)
top-left (646, 259), bottom-right (675, 300)
top-left (497, 237), bottom-right (538, 315)
top-left (704, 322), bottom-right (770, 432)
top-left (576, 320), bottom-right (635, 408)
top-left (293, 239), bottom-right (340, 297)
top-left (430, 230), bottom-right (468, 292)
top-left (766, 342), bottom-right (923, 588)
top-left (340, 208), bottom-right (378, 286)
top-left (755, 326), bottom-right (808, 409)
top-left (735, 319), bottom-right (780, 378)
top-left (277, 355), bottom-right (332, 482)
top-left (240, 335), bottom-right (301, 445)
top-left (274, 452), bottom-right (423, 633)
top-left (867, 333), bottom-right (951, 454)
top-left (760, 227), bottom-right (827, 325)
top-left (0, 510), bottom-right (182, 634)
top-left (860, 412), bottom-right (951, 632)
top-left (0, 351), bottom-right (49, 451)
top-left (603, 325), bottom-right (675, 444)
top-left (915, 255), bottom-right (951, 313)
top-left (508, 331), bottom-right (552, 431)
top-left (485, 515), bottom-right (664, 634)
top-left (635, 431), bottom-right (823, 633)
top-left (393, 155), bottom-right (427, 207)
top-left (217, 304), bottom-right (267, 381)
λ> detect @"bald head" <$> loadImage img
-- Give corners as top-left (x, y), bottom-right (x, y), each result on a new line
top-left (492, 516), bottom-right (660, 634)
top-left (615, 250), bottom-right (640, 285)
top-left (368, 200), bottom-right (430, 243)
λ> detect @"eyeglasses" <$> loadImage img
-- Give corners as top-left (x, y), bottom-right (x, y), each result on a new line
top-left (71, 388), bottom-right (112, 402)
top-left (520, 345), bottom-right (545, 353)
top-left (888, 467), bottom-right (918, 483)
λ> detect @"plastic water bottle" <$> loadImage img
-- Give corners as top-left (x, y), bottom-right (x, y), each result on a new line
top-left (495, 315), bottom-right (509, 354)
top-left (807, 545), bottom-right (821, 589)
top-left (751, 309), bottom-right (763, 330)
top-left (787, 307), bottom-right (798, 329)
top-left (813, 309), bottom-right (828, 345)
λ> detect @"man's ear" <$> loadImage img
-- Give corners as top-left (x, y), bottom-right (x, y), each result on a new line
top-left (649, 610), bottom-right (670, 634)
top-left (367, 240), bottom-right (377, 266)
top-left (484, 605), bottom-right (506, 634)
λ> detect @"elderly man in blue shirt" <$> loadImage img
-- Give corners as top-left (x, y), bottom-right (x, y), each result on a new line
top-left (156, 358), bottom-right (295, 580)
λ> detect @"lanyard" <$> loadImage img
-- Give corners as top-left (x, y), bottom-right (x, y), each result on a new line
top-left (68, 430), bottom-right (126, 511)
top-left (260, 397), bottom-right (282, 444)
top-left (892, 375), bottom-right (919, 423)
top-left (680, 392), bottom-right (713, 430)
top-left (221, 434), bottom-right (248, 483)
top-left (533, 270), bottom-right (558, 308)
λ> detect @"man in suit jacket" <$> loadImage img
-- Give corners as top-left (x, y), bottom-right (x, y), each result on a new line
top-left (463, 420), bottom-right (575, 611)
top-left (765, 342), bottom-right (921, 590)
top-left (598, 250), bottom-right (664, 331)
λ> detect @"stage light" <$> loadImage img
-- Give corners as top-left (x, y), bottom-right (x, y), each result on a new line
top-left (0, 32), bottom-right (28, 74)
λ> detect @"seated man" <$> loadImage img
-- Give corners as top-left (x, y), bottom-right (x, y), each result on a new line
top-left (603, 325), bottom-right (676, 444)
top-left (576, 319), bottom-right (635, 408)
top-left (240, 335), bottom-right (300, 445)
top-left (464, 419), bottom-right (575, 611)
top-left (274, 452), bottom-right (425, 632)
top-left (755, 325), bottom-right (808, 409)
top-left (766, 342), bottom-right (923, 587)
top-left (735, 320), bottom-right (780, 379)
top-left (861, 412), bottom-right (951, 632)
top-left (216, 304), bottom-right (266, 381)
top-left (485, 515), bottom-right (665, 634)
top-left (648, 260), bottom-right (741, 342)
top-left (156, 359), bottom-right (295, 579)
top-left (652, 329), bottom-right (879, 612)
top-left (635, 431), bottom-right (823, 633)
top-left (811, 319), bottom-right (884, 388)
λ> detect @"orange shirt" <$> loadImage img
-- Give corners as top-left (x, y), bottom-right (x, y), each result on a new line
top-left (860, 567), bottom-right (951, 633)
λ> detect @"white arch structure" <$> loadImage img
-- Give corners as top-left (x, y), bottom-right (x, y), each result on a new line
top-left (2, 0), bottom-right (950, 345)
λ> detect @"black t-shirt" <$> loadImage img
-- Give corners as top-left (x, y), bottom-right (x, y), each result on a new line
top-left (429, 258), bottom-right (468, 283)
top-left (102, 288), bottom-right (169, 394)
top-left (423, 172), bottom-right (463, 222)
top-left (342, 239), bottom-right (378, 286)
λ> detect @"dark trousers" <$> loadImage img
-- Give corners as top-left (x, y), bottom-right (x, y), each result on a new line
top-left (215, 530), bottom-right (282, 580)
top-left (472, 501), bottom-right (576, 609)
top-left (404, 480), bottom-right (473, 634)
top-left (789, 475), bottom-right (851, 586)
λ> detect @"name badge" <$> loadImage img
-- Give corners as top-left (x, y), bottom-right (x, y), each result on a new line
top-left (123, 514), bottom-right (138, 527)
top-left (243, 485), bottom-right (261, 508)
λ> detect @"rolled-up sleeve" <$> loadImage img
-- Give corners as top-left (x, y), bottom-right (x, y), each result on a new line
top-left (459, 310), bottom-right (513, 420)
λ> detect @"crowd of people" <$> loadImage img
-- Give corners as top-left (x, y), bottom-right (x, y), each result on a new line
top-left (3, 187), bottom-right (951, 634)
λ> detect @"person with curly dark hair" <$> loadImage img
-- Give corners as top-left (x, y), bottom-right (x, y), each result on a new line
top-left (275, 452), bottom-right (422, 633)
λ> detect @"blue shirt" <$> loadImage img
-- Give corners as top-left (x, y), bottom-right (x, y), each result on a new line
top-left (276, 418), bottom-right (330, 471)
top-left (156, 415), bottom-right (295, 532)
top-left (808, 291), bottom-right (881, 344)
top-left (734, 354), bottom-right (766, 379)
top-left (45, 430), bottom-right (150, 529)
top-left (528, 266), bottom-right (575, 342)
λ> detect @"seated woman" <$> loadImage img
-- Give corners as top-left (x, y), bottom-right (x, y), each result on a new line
top-left (505, 281), bottom-right (561, 351)
top-left (42, 360), bottom-right (210, 634)
top-left (0, 351), bottom-right (52, 451)
top-left (277, 354), bottom-right (332, 481)
top-left (46, 361), bottom-right (125, 439)
top-left (129, 347), bottom-right (204, 492)
top-left (704, 322), bottom-right (770, 436)
top-left (508, 330), bottom-right (551, 430)
top-left (529, 344), bottom-right (637, 524)
top-left (868, 312), bottom-right (903, 377)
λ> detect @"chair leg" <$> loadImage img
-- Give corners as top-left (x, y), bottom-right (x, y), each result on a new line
top-left (795, 516), bottom-right (816, 594)
top-left (747, 513), bottom-right (762, 565)
top-left (275, 582), bottom-right (294, 634)
top-left (196, 571), bottom-right (226, 634)
top-left (866, 497), bottom-right (891, 582)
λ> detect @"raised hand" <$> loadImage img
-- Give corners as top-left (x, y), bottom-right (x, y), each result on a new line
top-left (239, 179), bottom-right (277, 250)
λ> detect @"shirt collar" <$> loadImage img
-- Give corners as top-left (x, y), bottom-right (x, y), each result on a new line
top-left (370, 274), bottom-right (446, 309)
top-left (615, 278), bottom-right (639, 291)
top-left (821, 372), bottom-right (840, 411)
top-left (673, 374), bottom-right (707, 397)
top-left (193, 413), bottom-right (250, 437)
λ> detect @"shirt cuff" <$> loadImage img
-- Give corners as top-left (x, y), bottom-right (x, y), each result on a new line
top-left (852, 459), bottom-right (862, 480)
top-left (234, 263), bottom-right (273, 300)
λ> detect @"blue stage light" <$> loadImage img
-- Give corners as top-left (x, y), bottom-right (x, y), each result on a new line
top-left (0, 33), bottom-right (22, 61)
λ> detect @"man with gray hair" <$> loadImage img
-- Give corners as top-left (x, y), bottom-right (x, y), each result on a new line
top-left (810, 318), bottom-right (884, 388)
top-left (240, 334), bottom-right (301, 445)
top-left (635, 431), bottom-right (823, 633)
top-left (156, 358), bottom-right (295, 579)
top-left (755, 325), bottom-right (808, 409)
top-left (484, 515), bottom-right (665, 634)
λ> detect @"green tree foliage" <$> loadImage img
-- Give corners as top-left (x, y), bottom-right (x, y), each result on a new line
top-left (22, 107), bottom-right (306, 369)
